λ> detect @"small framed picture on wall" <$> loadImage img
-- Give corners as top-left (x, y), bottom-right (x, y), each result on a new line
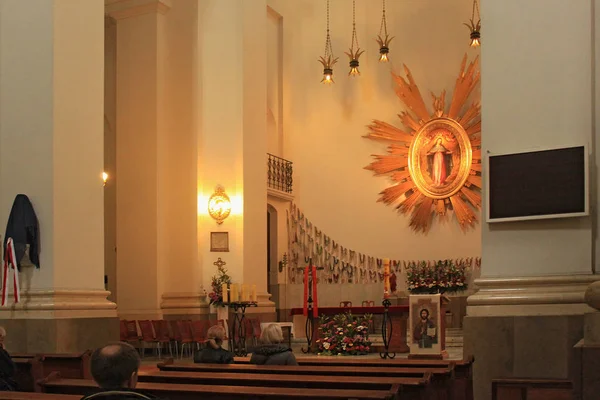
top-left (210, 232), bottom-right (229, 252)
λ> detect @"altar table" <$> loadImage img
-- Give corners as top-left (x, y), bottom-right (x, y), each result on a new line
top-left (290, 305), bottom-right (410, 353)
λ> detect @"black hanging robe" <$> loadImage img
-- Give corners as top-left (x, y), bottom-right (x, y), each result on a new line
top-left (4, 194), bottom-right (40, 270)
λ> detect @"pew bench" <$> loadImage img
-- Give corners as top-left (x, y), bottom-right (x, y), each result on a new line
top-left (0, 393), bottom-right (79, 400)
top-left (138, 370), bottom-right (432, 398)
top-left (13, 351), bottom-right (92, 390)
top-left (156, 362), bottom-right (452, 399)
top-left (38, 375), bottom-right (399, 400)
top-left (492, 378), bottom-right (574, 400)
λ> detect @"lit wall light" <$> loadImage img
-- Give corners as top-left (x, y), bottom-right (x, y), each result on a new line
top-left (102, 172), bottom-right (109, 187)
top-left (208, 186), bottom-right (232, 225)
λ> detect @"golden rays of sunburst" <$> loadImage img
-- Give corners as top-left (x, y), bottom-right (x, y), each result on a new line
top-left (364, 54), bottom-right (482, 233)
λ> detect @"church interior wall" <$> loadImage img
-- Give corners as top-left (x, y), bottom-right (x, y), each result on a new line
top-left (267, 0), bottom-right (481, 312)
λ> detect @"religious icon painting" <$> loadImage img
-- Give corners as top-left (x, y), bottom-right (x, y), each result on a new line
top-left (409, 294), bottom-right (442, 356)
top-left (364, 54), bottom-right (482, 233)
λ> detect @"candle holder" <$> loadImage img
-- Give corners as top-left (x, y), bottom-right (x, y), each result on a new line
top-left (379, 298), bottom-right (396, 359)
top-left (301, 296), bottom-right (316, 353)
top-left (222, 301), bottom-right (258, 357)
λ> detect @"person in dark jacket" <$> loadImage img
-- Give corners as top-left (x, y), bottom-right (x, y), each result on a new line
top-left (250, 323), bottom-right (298, 366)
top-left (0, 327), bottom-right (17, 391)
top-left (193, 325), bottom-right (233, 364)
top-left (80, 342), bottom-right (166, 400)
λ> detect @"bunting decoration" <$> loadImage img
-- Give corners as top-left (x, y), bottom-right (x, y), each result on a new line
top-left (287, 203), bottom-right (480, 287)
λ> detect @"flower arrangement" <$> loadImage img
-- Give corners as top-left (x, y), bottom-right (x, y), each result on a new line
top-left (208, 264), bottom-right (232, 307)
top-left (316, 313), bottom-right (372, 356)
top-left (406, 260), bottom-right (468, 294)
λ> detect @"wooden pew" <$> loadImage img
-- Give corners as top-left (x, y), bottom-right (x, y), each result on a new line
top-left (138, 370), bottom-right (432, 398)
top-left (234, 355), bottom-right (474, 400)
top-left (157, 361), bottom-right (452, 399)
top-left (11, 351), bottom-right (92, 392)
top-left (491, 378), bottom-right (574, 400)
top-left (0, 393), bottom-right (79, 400)
top-left (38, 373), bottom-right (400, 400)
top-left (13, 357), bottom-right (37, 392)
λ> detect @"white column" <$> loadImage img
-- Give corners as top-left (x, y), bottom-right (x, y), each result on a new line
top-left (0, 0), bottom-right (116, 351)
top-left (469, 0), bottom-right (597, 316)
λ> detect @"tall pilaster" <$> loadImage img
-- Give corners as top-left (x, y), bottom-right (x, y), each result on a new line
top-left (0, 0), bottom-right (117, 352)
top-left (197, 0), bottom-right (274, 319)
top-left (464, 0), bottom-right (598, 398)
top-left (107, 0), bottom-right (205, 320)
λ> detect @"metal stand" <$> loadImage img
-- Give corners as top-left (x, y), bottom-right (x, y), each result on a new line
top-left (302, 298), bottom-right (315, 353)
top-left (223, 301), bottom-right (257, 356)
top-left (380, 298), bottom-right (396, 359)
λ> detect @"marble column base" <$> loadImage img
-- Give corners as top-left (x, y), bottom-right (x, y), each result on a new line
top-left (160, 292), bottom-right (210, 320)
top-left (0, 317), bottom-right (119, 353)
top-left (0, 288), bottom-right (118, 353)
top-left (464, 314), bottom-right (583, 400)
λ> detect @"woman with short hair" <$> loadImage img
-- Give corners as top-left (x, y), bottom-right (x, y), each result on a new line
top-left (249, 323), bottom-right (298, 366)
top-left (193, 325), bottom-right (233, 364)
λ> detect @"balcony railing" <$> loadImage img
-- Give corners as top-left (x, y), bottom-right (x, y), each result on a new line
top-left (268, 153), bottom-right (293, 194)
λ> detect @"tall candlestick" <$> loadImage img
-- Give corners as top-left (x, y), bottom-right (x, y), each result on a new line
top-left (231, 284), bottom-right (239, 302)
top-left (221, 283), bottom-right (229, 303)
top-left (241, 284), bottom-right (248, 302)
top-left (383, 258), bottom-right (390, 299)
top-left (251, 284), bottom-right (257, 302)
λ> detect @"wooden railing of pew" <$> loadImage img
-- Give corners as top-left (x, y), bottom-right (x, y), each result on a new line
top-left (156, 359), bottom-right (454, 400)
top-left (12, 352), bottom-right (91, 392)
top-left (233, 355), bottom-right (474, 400)
top-left (491, 378), bottom-right (574, 400)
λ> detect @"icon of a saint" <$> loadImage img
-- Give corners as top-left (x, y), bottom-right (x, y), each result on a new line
top-left (413, 308), bottom-right (437, 348)
top-left (427, 138), bottom-right (451, 186)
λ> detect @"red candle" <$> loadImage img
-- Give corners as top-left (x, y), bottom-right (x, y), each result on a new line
top-left (303, 266), bottom-right (309, 316)
top-left (312, 265), bottom-right (318, 317)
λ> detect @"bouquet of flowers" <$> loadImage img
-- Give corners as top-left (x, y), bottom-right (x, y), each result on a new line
top-left (316, 312), bottom-right (372, 356)
top-left (208, 264), bottom-right (232, 307)
top-left (406, 260), bottom-right (468, 294)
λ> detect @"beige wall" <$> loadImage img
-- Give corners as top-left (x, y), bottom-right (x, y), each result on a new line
top-left (481, 0), bottom-right (594, 277)
top-left (268, 0), bottom-right (481, 261)
top-left (197, 0), bottom-right (268, 295)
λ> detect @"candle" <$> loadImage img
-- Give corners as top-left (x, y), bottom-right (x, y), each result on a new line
top-left (251, 284), bottom-right (257, 302)
top-left (231, 284), bottom-right (239, 302)
top-left (241, 284), bottom-right (248, 302)
top-left (221, 283), bottom-right (229, 303)
top-left (383, 258), bottom-right (390, 299)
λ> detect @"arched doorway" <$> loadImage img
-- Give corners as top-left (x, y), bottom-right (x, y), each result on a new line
top-left (267, 204), bottom-right (279, 317)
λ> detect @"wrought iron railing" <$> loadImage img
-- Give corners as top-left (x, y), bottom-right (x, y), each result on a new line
top-left (268, 153), bottom-right (293, 194)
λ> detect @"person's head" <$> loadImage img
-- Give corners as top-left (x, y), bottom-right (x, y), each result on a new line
top-left (420, 309), bottom-right (430, 320)
top-left (90, 342), bottom-right (141, 389)
top-left (207, 325), bottom-right (226, 348)
top-left (260, 323), bottom-right (283, 345)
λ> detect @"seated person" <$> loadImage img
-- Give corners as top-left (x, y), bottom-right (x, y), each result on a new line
top-left (249, 323), bottom-right (298, 366)
top-left (81, 342), bottom-right (165, 400)
top-left (193, 325), bottom-right (233, 364)
top-left (0, 327), bottom-right (16, 391)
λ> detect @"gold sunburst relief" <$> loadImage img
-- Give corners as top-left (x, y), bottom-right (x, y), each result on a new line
top-left (364, 55), bottom-right (481, 233)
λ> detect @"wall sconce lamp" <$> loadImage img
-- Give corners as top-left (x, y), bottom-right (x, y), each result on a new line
top-left (102, 172), bottom-right (109, 187)
top-left (278, 252), bottom-right (288, 273)
top-left (208, 186), bottom-right (232, 225)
